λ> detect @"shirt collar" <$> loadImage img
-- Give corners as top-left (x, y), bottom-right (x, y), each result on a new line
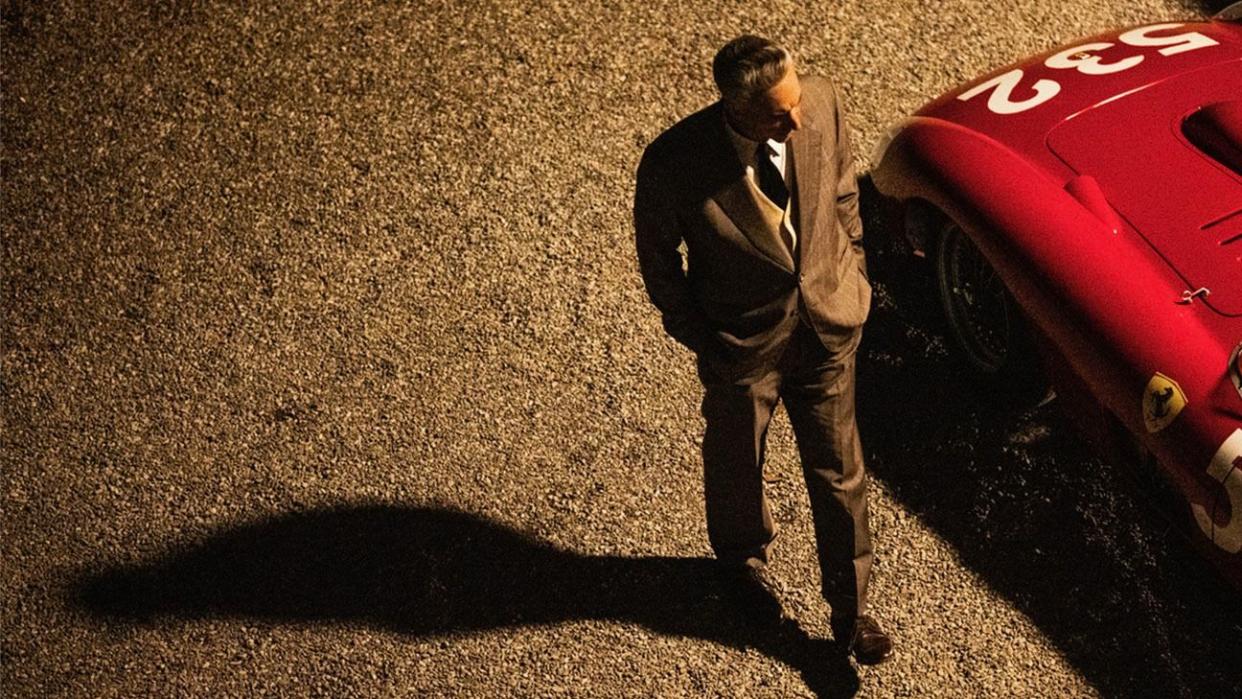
top-left (722, 110), bottom-right (784, 166)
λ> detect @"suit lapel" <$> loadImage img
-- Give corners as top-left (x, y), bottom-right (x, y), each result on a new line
top-left (790, 126), bottom-right (821, 260)
top-left (705, 105), bottom-right (797, 274)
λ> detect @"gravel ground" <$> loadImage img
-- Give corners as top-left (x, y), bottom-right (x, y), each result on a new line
top-left (4, 0), bottom-right (1241, 697)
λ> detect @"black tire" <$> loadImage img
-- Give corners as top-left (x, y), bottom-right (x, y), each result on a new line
top-left (932, 217), bottom-right (1045, 399)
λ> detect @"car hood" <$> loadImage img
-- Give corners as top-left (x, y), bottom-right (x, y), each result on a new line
top-left (912, 15), bottom-right (1242, 316)
top-left (1046, 59), bottom-right (1242, 317)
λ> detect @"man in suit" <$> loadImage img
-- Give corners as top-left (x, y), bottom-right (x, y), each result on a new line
top-left (633, 35), bottom-right (892, 665)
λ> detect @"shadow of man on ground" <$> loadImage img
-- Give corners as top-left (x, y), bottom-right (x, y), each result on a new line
top-left (75, 504), bottom-right (858, 698)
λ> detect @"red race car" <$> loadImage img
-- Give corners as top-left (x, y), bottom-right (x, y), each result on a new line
top-left (871, 4), bottom-right (1242, 588)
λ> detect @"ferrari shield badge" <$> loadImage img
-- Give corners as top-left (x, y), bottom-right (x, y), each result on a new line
top-left (1143, 372), bottom-right (1187, 433)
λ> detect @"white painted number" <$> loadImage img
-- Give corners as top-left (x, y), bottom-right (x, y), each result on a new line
top-left (956, 69), bottom-right (1061, 115)
top-left (1192, 429), bottom-right (1242, 554)
top-left (1118, 23), bottom-right (1220, 57)
top-left (1045, 42), bottom-right (1144, 75)
top-left (958, 23), bottom-right (1220, 115)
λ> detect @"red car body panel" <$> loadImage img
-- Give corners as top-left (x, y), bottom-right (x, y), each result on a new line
top-left (1046, 59), bottom-right (1242, 315)
top-left (872, 10), bottom-right (1242, 589)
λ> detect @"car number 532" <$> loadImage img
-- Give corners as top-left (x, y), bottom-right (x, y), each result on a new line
top-left (957, 24), bottom-right (1221, 115)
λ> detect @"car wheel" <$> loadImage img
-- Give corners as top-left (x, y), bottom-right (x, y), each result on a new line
top-left (933, 218), bottom-right (1043, 394)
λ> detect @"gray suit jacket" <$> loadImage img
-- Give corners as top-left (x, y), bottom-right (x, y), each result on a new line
top-left (634, 75), bottom-right (870, 383)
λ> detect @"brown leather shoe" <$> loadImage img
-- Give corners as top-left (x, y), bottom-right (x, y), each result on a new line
top-left (836, 614), bottom-right (893, 666)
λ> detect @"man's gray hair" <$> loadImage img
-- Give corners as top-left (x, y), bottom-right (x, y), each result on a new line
top-left (712, 35), bottom-right (793, 103)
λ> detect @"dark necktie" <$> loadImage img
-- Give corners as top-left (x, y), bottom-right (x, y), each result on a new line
top-left (756, 143), bottom-right (789, 210)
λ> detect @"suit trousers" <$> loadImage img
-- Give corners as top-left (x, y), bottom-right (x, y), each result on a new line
top-left (699, 320), bottom-right (872, 620)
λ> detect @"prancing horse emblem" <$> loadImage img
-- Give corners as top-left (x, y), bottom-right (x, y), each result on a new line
top-left (1143, 373), bottom-right (1187, 433)
top-left (1150, 387), bottom-right (1175, 418)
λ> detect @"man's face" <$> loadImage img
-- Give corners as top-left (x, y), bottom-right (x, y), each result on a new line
top-left (727, 67), bottom-right (803, 143)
